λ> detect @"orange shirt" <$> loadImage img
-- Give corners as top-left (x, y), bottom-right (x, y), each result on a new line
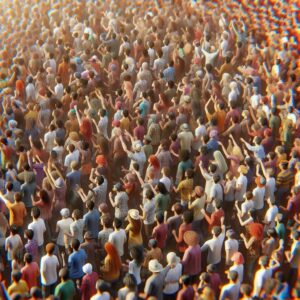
top-left (6, 201), bottom-right (27, 226)
top-left (57, 62), bottom-right (70, 87)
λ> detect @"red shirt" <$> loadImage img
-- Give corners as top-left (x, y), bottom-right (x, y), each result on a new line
top-left (207, 209), bottom-right (225, 231)
top-left (176, 286), bottom-right (195, 300)
top-left (21, 262), bottom-right (40, 290)
top-left (81, 272), bottom-right (98, 300)
top-left (152, 223), bottom-right (168, 249)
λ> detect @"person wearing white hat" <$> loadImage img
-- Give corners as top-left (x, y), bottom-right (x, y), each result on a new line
top-left (178, 123), bottom-right (194, 152)
top-left (125, 209), bottom-right (143, 248)
top-left (163, 252), bottom-right (182, 299)
top-left (77, 263), bottom-right (99, 300)
top-left (56, 208), bottom-right (73, 250)
top-left (143, 259), bottom-right (170, 300)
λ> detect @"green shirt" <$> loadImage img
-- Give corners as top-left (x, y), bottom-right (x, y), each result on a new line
top-left (155, 193), bottom-right (170, 215)
top-left (54, 280), bottom-right (76, 300)
top-left (275, 222), bottom-right (286, 240)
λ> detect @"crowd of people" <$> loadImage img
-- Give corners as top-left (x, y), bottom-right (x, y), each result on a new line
top-left (0, 0), bottom-right (299, 299)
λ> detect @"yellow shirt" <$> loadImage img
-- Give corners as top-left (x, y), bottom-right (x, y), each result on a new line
top-left (8, 280), bottom-right (29, 296)
top-left (178, 178), bottom-right (194, 201)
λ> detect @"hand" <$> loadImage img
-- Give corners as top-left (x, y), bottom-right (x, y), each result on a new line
top-left (240, 233), bottom-right (245, 238)
top-left (201, 208), bottom-right (206, 214)
top-left (172, 230), bottom-right (176, 235)
top-left (109, 192), bottom-right (112, 198)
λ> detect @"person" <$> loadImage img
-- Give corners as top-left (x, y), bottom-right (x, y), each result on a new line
top-left (77, 263), bottom-right (98, 300)
top-left (54, 268), bottom-right (76, 300)
top-left (201, 224), bottom-right (226, 266)
top-left (219, 270), bottom-right (240, 300)
top-left (108, 218), bottom-right (127, 258)
top-left (118, 273), bottom-right (137, 300)
top-left (125, 209), bottom-right (143, 248)
top-left (152, 212), bottom-right (168, 250)
top-left (21, 253), bottom-right (40, 290)
top-left (100, 242), bottom-right (121, 282)
top-left (176, 275), bottom-right (195, 300)
top-left (127, 245), bottom-right (144, 288)
top-left (181, 231), bottom-right (201, 280)
top-left (68, 238), bottom-right (87, 281)
top-left (163, 252), bottom-right (182, 299)
top-left (40, 243), bottom-right (59, 297)
top-left (143, 259), bottom-right (170, 300)
top-left (91, 280), bottom-right (110, 300)
top-left (7, 271), bottom-right (29, 297)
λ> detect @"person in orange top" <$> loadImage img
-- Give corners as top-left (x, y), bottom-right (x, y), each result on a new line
top-left (57, 55), bottom-right (70, 87)
top-left (0, 191), bottom-right (27, 227)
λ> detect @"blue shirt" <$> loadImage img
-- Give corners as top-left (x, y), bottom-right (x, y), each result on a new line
top-left (83, 209), bottom-right (100, 239)
top-left (163, 67), bottom-right (175, 82)
top-left (68, 248), bottom-right (87, 279)
top-left (139, 99), bottom-right (150, 118)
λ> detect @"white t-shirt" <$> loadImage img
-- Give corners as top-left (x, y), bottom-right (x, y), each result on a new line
top-left (129, 260), bottom-right (142, 285)
top-left (241, 200), bottom-right (254, 216)
top-left (210, 183), bottom-right (223, 202)
top-left (54, 83), bottom-right (64, 100)
top-left (163, 263), bottom-right (183, 294)
top-left (253, 268), bottom-right (272, 296)
top-left (265, 177), bottom-right (276, 202)
top-left (159, 176), bottom-right (172, 193)
top-left (220, 282), bottom-right (240, 300)
top-left (98, 116), bottom-right (108, 138)
top-left (143, 199), bottom-right (156, 225)
top-left (64, 150), bottom-right (80, 171)
top-left (264, 205), bottom-right (279, 229)
top-left (91, 292), bottom-right (110, 300)
top-left (225, 239), bottom-right (239, 264)
top-left (230, 264), bottom-right (244, 283)
top-left (26, 83), bottom-right (36, 101)
top-left (70, 219), bottom-right (85, 243)
top-left (129, 151), bottom-right (146, 174)
top-left (235, 175), bottom-right (247, 202)
top-left (5, 234), bottom-right (22, 261)
top-left (56, 218), bottom-right (73, 247)
top-left (28, 218), bottom-right (46, 247)
top-left (201, 230), bottom-right (225, 265)
top-left (250, 94), bottom-right (261, 110)
top-left (44, 131), bottom-right (57, 152)
top-left (108, 229), bottom-right (127, 257)
top-left (40, 254), bottom-right (59, 285)
top-left (253, 187), bottom-right (265, 210)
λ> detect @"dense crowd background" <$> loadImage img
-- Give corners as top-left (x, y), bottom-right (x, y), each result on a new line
top-left (0, 0), bottom-right (299, 299)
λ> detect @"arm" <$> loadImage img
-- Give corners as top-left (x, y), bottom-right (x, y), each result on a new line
top-left (240, 234), bottom-right (256, 249)
top-left (74, 106), bottom-right (82, 126)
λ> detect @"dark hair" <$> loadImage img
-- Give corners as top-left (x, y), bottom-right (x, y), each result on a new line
top-left (31, 207), bottom-right (40, 219)
top-left (24, 253), bottom-right (33, 264)
top-left (71, 239), bottom-right (80, 251)
top-left (130, 245), bottom-right (144, 266)
top-left (12, 271), bottom-right (22, 282)
top-left (96, 279), bottom-right (108, 292)
top-left (25, 229), bottom-right (34, 239)
top-left (182, 210), bottom-right (193, 224)
top-left (59, 267), bottom-right (69, 280)
top-left (86, 200), bottom-right (95, 210)
top-left (114, 218), bottom-right (123, 229)
top-left (123, 273), bottom-right (137, 289)
top-left (156, 212), bottom-right (164, 224)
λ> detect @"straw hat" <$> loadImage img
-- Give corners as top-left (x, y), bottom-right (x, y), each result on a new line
top-left (183, 231), bottom-right (199, 246)
top-left (166, 252), bottom-right (180, 265)
top-left (148, 259), bottom-right (163, 273)
top-left (181, 123), bottom-right (189, 131)
top-left (128, 209), bottom-right (141, 220)
top-left (238, 165), bottom-right (248, 174)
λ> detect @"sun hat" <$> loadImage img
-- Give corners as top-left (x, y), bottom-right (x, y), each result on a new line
top-left (166, 252), bottom-right (180, 265)
top-left (82, 263), bottom-right (93, 274)
top-left (183, 230), bottom-right (199, 246)
top-left (148, 259), bottom-right (163, 273)
top-left (60, 208), bottom-right (70, 218)
top-left (128, 209), bottom-right (141, 220)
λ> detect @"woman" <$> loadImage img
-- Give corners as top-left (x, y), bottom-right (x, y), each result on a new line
top-left (145, 155), bottom-right (160, 185)
top-left (127, 245), bottom-right (144, 289)
top-left (125, 209), bottom-right (143, 248)
top-left (163, 252), bottom-right (182, 299)
top-left (240, 219), bottom-right (264, 281)
top-left (100, 242), bottom-right (121, 282)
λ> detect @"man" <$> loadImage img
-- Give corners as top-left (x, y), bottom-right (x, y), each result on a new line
top-left (68, 239), bottom-right (87, 281)
top-left (91, 280), bottom-right (110, 300)
top-left (40, 243), bottom-right (59, 297)
top-left (54, 268), bottom-right (76, 300)
top-left (28, 207), bottom-right (46, 254)
top-left (143, 259), bottom-right (170, 300)
top-left (7, 271), bottom-right (29, 297)
top-left (21, 253), bottom-right (40, 290)
top-left (83, 200), bottom-right (100, 240)
top-left (177, 275), bottom-right (195, 300)
top-left (80, 231), bottom-right (98, 273)
top-left (109, 183), bottom-right (129, 221)
top-left (178, 123), bottom-right (194, 153)
top-left (220, 271), bottom-right (240, 300)
top-left (108, 218), bottom-right (127, 258)
top-left (201, 224), bottom-right (225, 266)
